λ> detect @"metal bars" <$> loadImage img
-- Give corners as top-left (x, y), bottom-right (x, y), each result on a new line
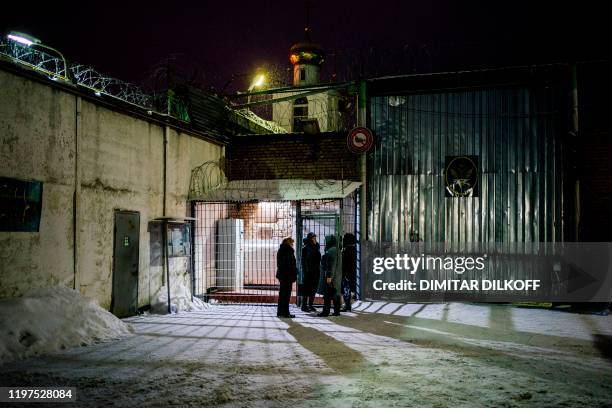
top-left (193, 196), bottom-right (358, 303)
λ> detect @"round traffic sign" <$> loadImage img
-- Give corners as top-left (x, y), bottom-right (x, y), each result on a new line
top-left (347, 126), bottom-right (374, 154)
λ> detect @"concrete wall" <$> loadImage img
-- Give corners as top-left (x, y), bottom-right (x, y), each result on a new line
top-left (0, 67), bottom-right (223, 309)
top-left (0, 70), bottom-right (76, 297)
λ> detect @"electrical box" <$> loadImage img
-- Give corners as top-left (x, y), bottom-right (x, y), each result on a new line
top-left (215, 219), bottom-right (244, 292)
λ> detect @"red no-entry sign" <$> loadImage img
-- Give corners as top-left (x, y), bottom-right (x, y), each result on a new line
top-left (347, 126), bottom-right (374, 154)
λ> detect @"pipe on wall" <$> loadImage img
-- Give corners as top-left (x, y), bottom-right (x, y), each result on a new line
top-left (163, 126), bottom-right (169, 217)
top-left (73, 95), bottom-right (82, 291)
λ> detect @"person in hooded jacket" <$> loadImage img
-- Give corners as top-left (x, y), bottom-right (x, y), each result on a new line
top-left (318, 235), bottom-right (342, 317)
top-left (276, 237), bottom-right (297, 318)
top-left (341, 233), bottom-right (357, 312)
top-left (301, 232), bottom-right (321, 312)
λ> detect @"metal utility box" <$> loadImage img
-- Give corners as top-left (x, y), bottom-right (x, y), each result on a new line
top-left (216, 219), bottom-right (244, 292)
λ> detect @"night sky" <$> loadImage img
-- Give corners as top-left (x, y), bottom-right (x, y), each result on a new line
top-left (2, 1), bottom-right (609, 92)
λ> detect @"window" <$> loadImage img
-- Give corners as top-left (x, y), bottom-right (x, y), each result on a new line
top-left (300, 68), bottom-right (306, 81)
top-left (293, 97), bottom-right (309, 132)
top-left (0, 177), bottom-right (43, 232)
top-left (293, 106), bottom-right (308, 117)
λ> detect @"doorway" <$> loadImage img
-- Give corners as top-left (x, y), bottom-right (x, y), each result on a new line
top-left (301, 213), bottom-right (339, 257)
top-left (192, 196), bottom-right (358, 304)
top-left (111, 210), bottom-right (140, 317)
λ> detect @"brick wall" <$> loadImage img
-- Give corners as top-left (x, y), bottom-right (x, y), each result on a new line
top-left (226, 132), bottom-right (360, 181)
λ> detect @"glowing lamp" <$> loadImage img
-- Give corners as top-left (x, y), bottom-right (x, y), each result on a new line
top-left (6, 30), bottom-right (69, 82)
top-left (7, 32), bottom-right (41, 46)
top-left (248, 73), bottom-right (266, 91)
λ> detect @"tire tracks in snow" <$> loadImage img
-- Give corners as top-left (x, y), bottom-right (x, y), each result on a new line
top-left (323, 312), bottom-right (612, 404)
top-left (287, 313), bottom-right (612, 407)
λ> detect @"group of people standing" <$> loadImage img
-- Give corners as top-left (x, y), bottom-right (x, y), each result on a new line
top-left (276, 232), bottom-right (357, 318)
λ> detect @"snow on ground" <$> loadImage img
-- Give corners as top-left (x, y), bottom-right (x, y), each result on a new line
top-left (150, 281), bottom-right (210, 314)
top-left (0, 302), bottom-right (611, 407)
top-left (296, 311), bottom-right (612, 407)
top-left (0, 286), bottom-right (133, 365)
top-left (353, 301), bottom-right (612, 340)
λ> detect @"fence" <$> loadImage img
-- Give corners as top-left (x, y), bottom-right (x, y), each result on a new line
top-left (192, 195), bottom-right (358, 304)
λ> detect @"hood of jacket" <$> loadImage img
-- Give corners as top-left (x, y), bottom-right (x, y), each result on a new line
top-left (343, 233), bottom-right (357, 246)
top-left (324, 235), bottom-right (337, 251)
top-left (279, 242), bottom-right (294, 253)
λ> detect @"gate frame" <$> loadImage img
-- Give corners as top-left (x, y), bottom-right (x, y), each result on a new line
top-left (190, 196), bottom-right (359, 304)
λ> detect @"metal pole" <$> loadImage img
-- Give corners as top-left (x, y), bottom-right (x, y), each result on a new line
top-left (295, 201), bottom-right (303, 307)
top-left (164, 221), bottom-right (172, 314)
top-left (189, 217), bottom-right (196, 302)
top-left (357, 80), bottom-right (367, 300)
top-left (570, 64), bottom-right (580, 241)
top-left (163, 126), bottom-right (168, 217)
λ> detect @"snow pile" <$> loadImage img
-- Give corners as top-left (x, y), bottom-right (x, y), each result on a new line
top-left (151, 281), bottom-right (209, 314)
top-left (0, 286), bottom-right (133, 365)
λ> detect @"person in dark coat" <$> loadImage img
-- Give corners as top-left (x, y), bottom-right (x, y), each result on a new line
top-left (301, 232), bottom-right (321, 312)
top-left (276, 237), bottom-right (297, 318)
top-left (341, 233), bottom-right (357, 312)
top-left (318, 235), bottom-right (342, 317)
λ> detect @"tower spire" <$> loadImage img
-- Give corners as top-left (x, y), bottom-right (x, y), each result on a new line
top-left (289, 0), bottom-right (324, 85)
top-left (304, 0), bottom-right (311, 41)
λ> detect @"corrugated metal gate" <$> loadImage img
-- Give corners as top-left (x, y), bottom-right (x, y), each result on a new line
top-left (365, 83), bottom-right (569, 299)
top-left (368, 87), bottom-right (566, 243)
top-left (192, 196), bottom-right (358, 304)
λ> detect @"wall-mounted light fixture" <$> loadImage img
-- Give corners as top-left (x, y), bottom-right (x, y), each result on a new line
top-left (6, 31), bottom-right (69, 82)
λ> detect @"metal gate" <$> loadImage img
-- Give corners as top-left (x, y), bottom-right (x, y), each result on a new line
top-left (301, 213), bottom-right (339, 257)
top-left (192, 196), bottom-right (358, 304)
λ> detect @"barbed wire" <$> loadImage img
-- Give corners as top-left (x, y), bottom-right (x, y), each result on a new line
top-left (188, 159), bottom-right (357, 202)
top-left (70, 64), bottom-right (154, 108)
top-left (0, 37), bottom-right (154, 109)
top-left (232, 108), bottom-right (287, 134)
top-left (233, 89), bottom-right (356, 133)
top-left (0, 39), bottom-right (67, 79)
top-left (0, 39), bottom-right (295, 132)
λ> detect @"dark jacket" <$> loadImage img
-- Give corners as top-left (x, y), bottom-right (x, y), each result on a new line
top-left (300, 237), bottom-right (309, 282)
top-left (342, 233), bottom-right (357, 292)
top-left (318, 235), bottom-right (342, 293)
top-left (301, 237), bottom-right (321, 293)
top-left (276, 243), bottom-right (297, 283)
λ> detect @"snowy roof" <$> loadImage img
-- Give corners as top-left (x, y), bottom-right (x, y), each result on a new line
top-left (190, 179), bottom-right (360, 201)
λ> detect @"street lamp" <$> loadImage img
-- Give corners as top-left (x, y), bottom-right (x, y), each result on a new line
top-left (7, 33), bottom-right (38, 46)
top-left (248, 73), bottom-right (266, 91)
top-left (247, 73), bottom-right (266, 106)
top-left (6, 31), bottom-right (69, 81)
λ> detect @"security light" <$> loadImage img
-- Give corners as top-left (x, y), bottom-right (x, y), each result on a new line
top-left (6, 31), bottom-right (69, 82)
top-left (248, 73), bottom-right (266, 91)
top-left (7, 32), bottom-right (41, 46)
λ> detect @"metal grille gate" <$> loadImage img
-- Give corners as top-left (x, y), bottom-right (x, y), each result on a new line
top-left (192, 196), bottom-right (358, 304)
